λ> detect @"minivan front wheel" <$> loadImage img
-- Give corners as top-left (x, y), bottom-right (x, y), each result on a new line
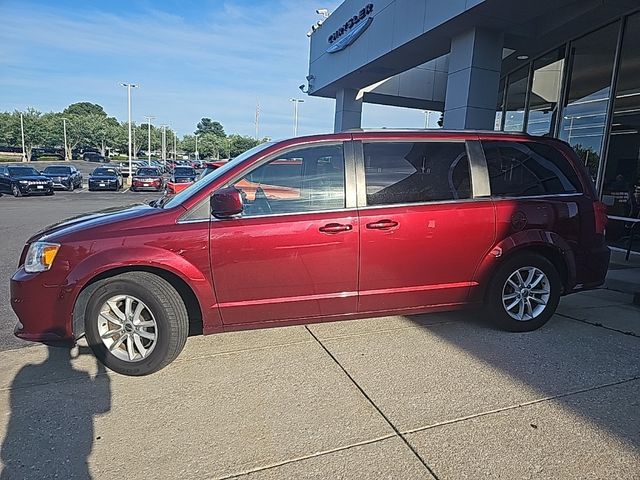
top-left (84, 272), bottom-right (188, 376)
top-left (485, 253), bottom-right (561, 332)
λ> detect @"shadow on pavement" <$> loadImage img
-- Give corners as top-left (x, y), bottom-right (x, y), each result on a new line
top-left (0, 345), bottom-right (111, 479)
top-left (406, 310), bottom-right (640, 449)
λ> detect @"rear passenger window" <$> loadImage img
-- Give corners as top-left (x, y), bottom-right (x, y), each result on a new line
top-left (483, 141), bottom-right (582, 197)
top-left (363, 142), bottom-right (471, 206)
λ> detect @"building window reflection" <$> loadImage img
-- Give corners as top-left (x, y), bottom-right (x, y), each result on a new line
top-left (558, 22), bottom-right (620, 183)
top-left (603, 11), bottom-right (640, 250)
top-left (527, 48), bottom-right (565, 136)
top-left (504, 66), bottom-right (529, 132)
top-left (495, 77), bottom-right (505, 131)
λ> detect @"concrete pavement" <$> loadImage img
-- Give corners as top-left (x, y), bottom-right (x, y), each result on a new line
top-left (1, 288), bottom-right (638, 479)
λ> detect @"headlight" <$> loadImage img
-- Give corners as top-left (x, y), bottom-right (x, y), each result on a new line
top-left (24, 242), bottom-right (60, 273)
top-left (19, 180), bottom-right (28, 184)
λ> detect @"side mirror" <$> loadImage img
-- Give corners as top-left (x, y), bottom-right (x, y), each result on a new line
top-left (210, 186), bottom-right (243, 219)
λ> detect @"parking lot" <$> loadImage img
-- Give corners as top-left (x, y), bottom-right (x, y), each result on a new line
top-left (1, 181), bottom-right (639, 479)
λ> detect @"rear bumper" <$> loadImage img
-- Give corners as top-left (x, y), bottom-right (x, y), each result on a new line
top-left (11, 268), bottom-right (75, 344)
top-left (572, 244), bottom-right (611, 292)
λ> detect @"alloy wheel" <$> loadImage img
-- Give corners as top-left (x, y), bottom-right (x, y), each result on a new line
top-left (501, 266), bottom-right (551, 321)
top-left (97, 295), bottom-right (158, 362)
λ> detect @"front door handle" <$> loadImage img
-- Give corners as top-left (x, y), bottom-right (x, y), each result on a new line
top-left (366, 219), bottom-right (399, 230)
top-left (319, 223), bottom-right (353, 234)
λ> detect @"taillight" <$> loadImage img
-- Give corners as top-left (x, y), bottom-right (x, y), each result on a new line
top-left (594, 201), bottom-right (608, 235)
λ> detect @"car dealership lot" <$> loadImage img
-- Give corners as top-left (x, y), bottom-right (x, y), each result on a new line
top-left (1, 192), bottom-right (639, 479)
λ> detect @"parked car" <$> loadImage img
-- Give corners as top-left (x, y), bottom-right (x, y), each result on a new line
top-left (197, 161), bottom-right (227, 180)
top-left (0, 165), bottom-right (54, 197)
top-left (10, 131), bottom-right (610, 376)
top-left (41, 165), bottom-right (83, 191)
top-left (87, 166), bottom-right (123, 191)
top-left (83, 152), bottom-right (108, 163)
top-left (131, 167), bottom-right (164, 192)
top-left (166, 166), bottom-right (197, 194)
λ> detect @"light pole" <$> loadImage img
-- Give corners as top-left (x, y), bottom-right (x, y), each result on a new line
top-left (20, 112), bottom-right (26, 162)
top-left (121, 83), bottom-right (138, 184)
top-left (62, 118), bottom-right (69, 161)
top-left (144, 115), bottom-right (155, 166)
top-left (160, 124), bottom-right (168, 169)
top-left (173, 130), bottom-right (177, 161)
top-left (290, 98), bottom-right (304, 136)
top-left (195, 134), bottom-right (199, 161)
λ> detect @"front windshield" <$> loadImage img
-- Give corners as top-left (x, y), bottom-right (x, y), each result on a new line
top-left (163, 141), bottom-right (274, 209)
top-left (43, 166), bottom-right (71, 174)
top-left (8, 166), bottom-right (39, 176)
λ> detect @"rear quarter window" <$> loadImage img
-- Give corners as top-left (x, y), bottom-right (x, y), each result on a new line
top-left (482, 141), bottom-right (582, 197)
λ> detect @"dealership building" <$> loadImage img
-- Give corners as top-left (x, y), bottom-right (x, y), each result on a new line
top-left (306, 0), bottom-right (640, 227)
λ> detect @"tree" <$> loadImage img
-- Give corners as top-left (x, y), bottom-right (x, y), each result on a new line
top-left (195, 118), bottom-right (225, 137)
top-left (8, 109), bottom-right (47, 161)
top-left (63, 102), bottom-right (107, 118)
top-left (228, 134), bottom-right (263, 158)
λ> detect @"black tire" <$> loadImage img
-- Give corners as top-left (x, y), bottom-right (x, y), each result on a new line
top-left (45, 190), bottom-right (54, 196)
top-left (84, 272), bottom-right (189, 376)
top-left (484, 253), bottom-right (561, 332)
top-left (11, 184), bottom-right (22, 197)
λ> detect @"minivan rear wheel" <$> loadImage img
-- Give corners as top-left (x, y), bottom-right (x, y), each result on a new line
top-left (484, 253), bottom-right (561, 332)
top-left (84, 272), bottom-right (189, 376)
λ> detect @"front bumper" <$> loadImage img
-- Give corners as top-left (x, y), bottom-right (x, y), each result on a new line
top-left (11, 268), bottom-right (75, 345)
top-left (17, 183), bottom-right (54, 195)
top-left (49, 178), bottom-right (72, 189)
top-left (88, 180), bottom-right (117, 190)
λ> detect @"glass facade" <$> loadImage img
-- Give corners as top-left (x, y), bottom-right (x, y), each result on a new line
top-left (527, 48), bottom-right (565, 137)
top-left (603, 12), bottom-right (640, 218)
top-left (558, 22), bottom-right (619, 182)
top-left (503, 66), bottom-right (528, 132)
top-left (496, 11), bottom-right (639, 210)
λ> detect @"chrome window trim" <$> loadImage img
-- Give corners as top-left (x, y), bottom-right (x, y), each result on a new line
top-left (212, 207), bottom-right (359, 222)
top-left (490, 192), bottom-right (585, 201)
top-left (356, 197), bottom-right (491, 211)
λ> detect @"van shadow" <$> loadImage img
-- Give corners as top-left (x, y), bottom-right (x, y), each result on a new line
top-left (405, 309), bottom-right (640, 449)
top-left (1, 344), bottom-right (111, 479)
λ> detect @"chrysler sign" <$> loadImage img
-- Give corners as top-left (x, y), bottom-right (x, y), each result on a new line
top-left (327, 3), bottom-right (374, 54)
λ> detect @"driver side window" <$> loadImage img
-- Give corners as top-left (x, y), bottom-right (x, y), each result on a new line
top-left (231, 144), bottom-right (345, 217)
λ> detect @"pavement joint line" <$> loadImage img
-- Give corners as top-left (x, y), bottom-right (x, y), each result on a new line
top-left (304, 325), bottom-right (441, 480)
top-left (400, 375), bottom-right (640, 437)
top-left (557, 313), bottom-right (640, 339)
top-left (212, 433), bottom-right (398, 480)
top-left (313, 319), bottom-right (461, 343)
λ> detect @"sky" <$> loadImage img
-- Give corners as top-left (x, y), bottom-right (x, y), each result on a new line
top-left (0, 0), bottom-right (430, 139)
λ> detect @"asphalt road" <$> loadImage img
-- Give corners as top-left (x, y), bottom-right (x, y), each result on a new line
top-left (0, 186), bottom-right (161, 351)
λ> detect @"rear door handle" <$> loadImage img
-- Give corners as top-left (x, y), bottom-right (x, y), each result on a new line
top-left (366, 219), bottom-right (399, 230)
top-left (319, 223), bottom-right (353, 234)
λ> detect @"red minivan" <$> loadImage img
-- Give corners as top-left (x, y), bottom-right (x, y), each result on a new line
top-left (11, 131), bottom-right (610, 375)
